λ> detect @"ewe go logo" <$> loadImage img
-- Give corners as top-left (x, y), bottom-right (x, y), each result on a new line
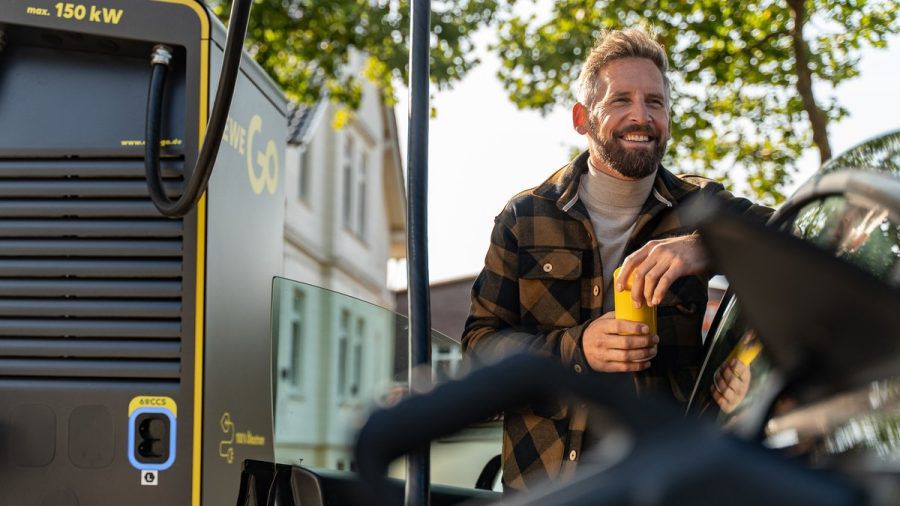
top-left (222, 114), bottom-right (279, 195)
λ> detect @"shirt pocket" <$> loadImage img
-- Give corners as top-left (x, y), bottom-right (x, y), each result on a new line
top-left (517, 248), bottom-right (583, 328)
top-left (519, 248), bottom-right (583, 280)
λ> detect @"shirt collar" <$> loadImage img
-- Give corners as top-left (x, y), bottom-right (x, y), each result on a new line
top-left (533, 150), bottom-right (698, 212)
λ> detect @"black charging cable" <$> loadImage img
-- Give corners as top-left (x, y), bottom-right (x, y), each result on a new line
top-left (144, 0), bottom-right (252, 217)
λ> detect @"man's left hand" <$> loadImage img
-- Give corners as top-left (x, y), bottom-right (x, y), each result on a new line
top-left (617, 234), bottom-right (709, 308)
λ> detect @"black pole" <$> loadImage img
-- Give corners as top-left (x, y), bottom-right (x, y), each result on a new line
top-left (405, 0), bottom-right (432, 505)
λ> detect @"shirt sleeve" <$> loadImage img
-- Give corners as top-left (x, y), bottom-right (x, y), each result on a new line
top-left (461, 209), bottom-right (591, 373)
top-left (702, 181), bottom-right (774, 223)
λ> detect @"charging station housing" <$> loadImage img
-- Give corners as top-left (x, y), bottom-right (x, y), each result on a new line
top-left (0, 1), bottom-right (286, 504)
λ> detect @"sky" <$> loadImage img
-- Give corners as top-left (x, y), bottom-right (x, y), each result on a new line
top-left (389, 30), bottom-right (900, 288)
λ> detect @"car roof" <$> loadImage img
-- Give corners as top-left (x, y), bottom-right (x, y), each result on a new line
top-left (820, 129), bottom-right (900, 176)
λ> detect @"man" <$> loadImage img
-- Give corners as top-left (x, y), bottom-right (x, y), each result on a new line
top-left (461, 28), bottom-right (770, 492)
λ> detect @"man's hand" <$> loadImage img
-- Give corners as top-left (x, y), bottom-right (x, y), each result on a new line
top-left (617, 234), bottom-right (709, 308)
top-left (711, 359), bottom-right (751, 413)
top-left (583, 312), bottom-right (659, 372)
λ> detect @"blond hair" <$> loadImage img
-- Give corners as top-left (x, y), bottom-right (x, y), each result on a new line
top-left (576, 28), bottom-right (670, 107)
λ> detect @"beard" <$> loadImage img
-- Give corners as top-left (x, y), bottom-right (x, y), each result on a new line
top-left (591, 120), bottom-right (668, 179)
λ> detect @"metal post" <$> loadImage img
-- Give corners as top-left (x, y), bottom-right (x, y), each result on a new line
top-left (405, 0), bottom-right (432, 505)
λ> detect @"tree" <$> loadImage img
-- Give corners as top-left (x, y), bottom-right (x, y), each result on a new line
top-left (209, 0), bottom-right (503, 110)
top-left (494, 0), bottom-right (899, 203)
top-left (213, 0), bottom-right (896, 203)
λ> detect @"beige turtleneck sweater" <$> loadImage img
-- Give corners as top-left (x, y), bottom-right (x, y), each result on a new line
top-left (577, 160), bottom-right (656, 312)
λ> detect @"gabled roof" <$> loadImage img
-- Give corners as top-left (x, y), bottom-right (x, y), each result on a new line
top-left (282, 61), bottom-right (407, 260)
top-left (287, 100), bottom-right (324, 145)
top-left (379, 99), bottom-right (408, 259)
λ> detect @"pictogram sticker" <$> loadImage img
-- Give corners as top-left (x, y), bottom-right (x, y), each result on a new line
top-left (141, 470), bottom-right (159, 486)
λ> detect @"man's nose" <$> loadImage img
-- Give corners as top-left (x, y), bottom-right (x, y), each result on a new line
top-left (628, 99), bottom-right (652, 123)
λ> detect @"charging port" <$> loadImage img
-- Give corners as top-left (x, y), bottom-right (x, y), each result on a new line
top-left (133, 413), bottom-right (171, 464)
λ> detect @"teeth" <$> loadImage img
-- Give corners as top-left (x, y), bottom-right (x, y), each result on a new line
top-left (623, 134), bottom-right (650, 142)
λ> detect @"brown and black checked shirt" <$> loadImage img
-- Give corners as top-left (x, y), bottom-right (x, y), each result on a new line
top-left (461, 151), bottom-right (772, 492)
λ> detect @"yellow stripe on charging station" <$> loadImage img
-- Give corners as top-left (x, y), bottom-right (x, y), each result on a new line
top-left (149, 1), bottom-right (209, 504)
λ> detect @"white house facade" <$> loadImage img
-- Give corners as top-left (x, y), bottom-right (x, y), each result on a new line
top-left (272, 55), bottom-right (407, 472)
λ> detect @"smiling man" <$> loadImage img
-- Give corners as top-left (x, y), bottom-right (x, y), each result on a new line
top-left (462, 28), bottom-right (771, 493)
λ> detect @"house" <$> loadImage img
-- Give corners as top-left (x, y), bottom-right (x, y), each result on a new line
top-left (394, 274), bottom-right (477, 382)
top-left (272, 54), bottom-right (407, 471)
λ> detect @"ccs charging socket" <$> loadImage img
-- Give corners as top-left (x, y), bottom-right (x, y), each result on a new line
top-left (128, 403), bottom-right (176, 472)
top-left (135, 413), bottom-right (171, 463)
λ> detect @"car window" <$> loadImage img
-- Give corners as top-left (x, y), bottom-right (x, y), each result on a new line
top-left (270, 277), bottom-right (502, 490)
top-left (789, 195), bottom-right (899, 280)
top-left (688, 192), bottom-right (900, 465)
top-left (688, 295), bottom-right (763, 421)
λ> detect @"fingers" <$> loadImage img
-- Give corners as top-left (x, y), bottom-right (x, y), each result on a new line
top-left (733, 360), bottom-right (750, 378)
top-left (604, 346), bottom-right (658, 362)
top-left (587, 356), bottom-right (653, 373)
top-left (730, 360), bottom-right (751, 395)
top-left (721, 359), bottom-right (749, 385)
top-left (583, 315), bottom-right (661, 373)
top-left (711, 388), bottom-right (734, 413)
top-left (617, 235), bottom-right (709, 307)
top-left (617, 246), bottom-right (648, 292)
top-left (584, 316), bottom-right (650, 350)
top-left (600, 334), bottom-right (659, 349)
top-left (712, 359), bottom-right (752, 412)
top-left (595, 317), bottom-right (651, 337)
top-left (713, 373), bottom-right (734, 398)
top-left (650, 266), bottom-right (680, 307)
top-left (628, 256), bottom-right (655, 308)
top-left (642, 261), bottom-right (669, 307)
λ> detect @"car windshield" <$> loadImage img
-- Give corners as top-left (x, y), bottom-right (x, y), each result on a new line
top-left (269, 277), bottom-right (502, 490)
top-left (688, 134), bottom-right (900, 473)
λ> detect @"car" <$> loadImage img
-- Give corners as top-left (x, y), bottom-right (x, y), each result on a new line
top-left (687, 128), bottom-right (900, 503)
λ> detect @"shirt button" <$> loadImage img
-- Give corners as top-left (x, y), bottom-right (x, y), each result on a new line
top-left (593, 285), bottom-right (600, 296)
top-left (543, 263), bottom-right (553, 273)
top-left (569, 450), bottom-right (577, 461)
top-left (574, 364), bottom-right (582, 373)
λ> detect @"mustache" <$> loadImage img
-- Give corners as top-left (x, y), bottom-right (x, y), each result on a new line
top-left (615, 123), bottom-right (659, 139)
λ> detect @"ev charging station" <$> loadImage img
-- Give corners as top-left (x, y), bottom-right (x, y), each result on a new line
top-left (0, 0), bottom-right (285, 504)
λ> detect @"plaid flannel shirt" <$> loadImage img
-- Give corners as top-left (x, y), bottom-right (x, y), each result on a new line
top-left (462, 151), bottom-right (772, 492)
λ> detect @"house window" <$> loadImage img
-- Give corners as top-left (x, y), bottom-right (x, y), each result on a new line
top-left (356, 153), bottom-right (368, 240)
top-left (433, 343), bottom-right (462, 383)
top-left (342, 136), bottom-right (355, 230)
top-left (341, 131), bottom-right (371, 241)
top-left (351, 318), bottom-right (365, 397)
top-left (298, 146), bottom-right (311, 203)
top-left (338, 309), bottom-right (350, 396)
top-left (289, 289), bottom-right (305, 387)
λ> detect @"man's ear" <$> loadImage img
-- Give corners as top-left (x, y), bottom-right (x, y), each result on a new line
top-left (572, 102), bottom-right (589, 135)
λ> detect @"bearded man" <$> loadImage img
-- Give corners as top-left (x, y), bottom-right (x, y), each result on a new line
top-left (462, 28), bottom-right (771, 493)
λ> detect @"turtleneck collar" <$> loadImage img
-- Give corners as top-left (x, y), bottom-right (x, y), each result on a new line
top-left (579, 158), bottom-right (656, 209)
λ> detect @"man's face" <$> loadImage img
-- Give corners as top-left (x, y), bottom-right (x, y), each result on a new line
top-left (576, 57), bottom-right (670, 179)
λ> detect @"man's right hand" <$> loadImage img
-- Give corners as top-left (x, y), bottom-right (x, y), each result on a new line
top-left (583, 311), bottom-right (659, 372)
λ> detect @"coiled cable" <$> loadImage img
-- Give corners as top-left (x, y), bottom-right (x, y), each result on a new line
top-left (144, 0), bottom-right (252, 217)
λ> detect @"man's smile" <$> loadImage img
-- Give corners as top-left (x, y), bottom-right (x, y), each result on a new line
top-left (618, 132), bottom-right (656, 148)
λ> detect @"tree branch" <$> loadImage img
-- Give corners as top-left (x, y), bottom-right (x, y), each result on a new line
top-left (745, 28), bottom-right (789, 55)
top-left (787, 0), bottom-right (832, 163)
